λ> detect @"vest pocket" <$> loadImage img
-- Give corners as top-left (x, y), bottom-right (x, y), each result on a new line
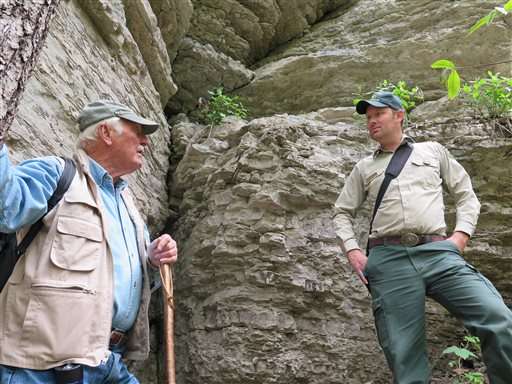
top-left (20, 283), bottom-right (97, 362)
top-left (50, 216), bottom-right (102, 271)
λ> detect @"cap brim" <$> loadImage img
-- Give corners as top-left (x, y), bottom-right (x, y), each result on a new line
top-left (117, 111), bottom-right (159, 135)
top-left (355, 100), bottom-right (388, 114)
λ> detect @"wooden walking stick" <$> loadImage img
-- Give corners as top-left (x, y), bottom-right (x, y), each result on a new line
top-left (160, 264), bottom-right (176, 384)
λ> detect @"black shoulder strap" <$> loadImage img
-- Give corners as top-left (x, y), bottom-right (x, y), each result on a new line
top-left (366, 142), bottom-right (413, 254)
top-left (16, 157), bottom-right (76, 256)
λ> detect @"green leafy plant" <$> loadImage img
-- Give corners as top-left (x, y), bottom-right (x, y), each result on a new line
top-left (431, 59), bottom-right (461, 100)
top-left (468, 0), bottom-right (512, 35)
top-left (377, 80), bottom-right (424, 113)
top-left (442, 335), bottom-right (485, 384)
top-left (352, 80), bottom-right (424, 114)
top-left (432, 0), bottom-right (512, 99)
top-left (461, 372), bottom-right (485, 384)
top-left (462, 71), bottom-right (512, 118)
top-left (202, 87), bottom-right (248, 127)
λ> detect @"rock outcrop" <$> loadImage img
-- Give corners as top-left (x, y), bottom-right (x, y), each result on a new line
top-left (170, 112), bottom-right (386, 383)
top-left (10, 0), bottom-right (175, 228)
top-left (168, 0), bottom-right (357, 114)
top-left (236, 0), bottom-right (512, 117)
top-left (9, 0), bottom-right (512, 383)
top-left (166, 38), bottom-right (255, 116)
top-left (167, 100), bottom-right (512, 382)
top-left (187, 0), bottom-right (356, 65)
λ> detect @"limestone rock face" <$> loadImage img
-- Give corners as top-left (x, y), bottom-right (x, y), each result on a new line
top-left (168, 0), bottom-right (356, 114)
top-left (236, 0), bottom-right (512, 116)
top-left (169, 104), bottom-right (512, 383)
top-left (10, 0), bottom-right (512, 383)
top-left (170, 113), bottom-right (386, 383)
top-left (187, 0), bottom-right (355, 65)
top-left (11, 0), bottom-right (172, 229)
top-left (166, 38), bottom-right (255, 115)
top-left (80, 0), bottom-right (178, 106)
top-left (149, 0), bottom-right (194, 62)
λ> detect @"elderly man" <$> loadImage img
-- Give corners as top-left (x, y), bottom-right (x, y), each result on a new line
top-left (0, 100), bottom-right (177, 383)
top-left (333, 91), bottom-right (512, 384)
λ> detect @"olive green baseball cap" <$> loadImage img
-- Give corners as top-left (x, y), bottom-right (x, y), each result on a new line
top-left (78, 100), bottom-right (159, 134)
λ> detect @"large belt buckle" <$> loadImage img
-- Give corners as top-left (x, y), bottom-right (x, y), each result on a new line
top-left (401, 233), bottom-right (420, 247)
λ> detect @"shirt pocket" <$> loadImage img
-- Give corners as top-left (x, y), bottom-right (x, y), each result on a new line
top-left (365, 169), bottom-right (385, 201)
top-left (50, 216), bottom-right (103, 271)
top-left (409, 155), bottom-right (441, 188)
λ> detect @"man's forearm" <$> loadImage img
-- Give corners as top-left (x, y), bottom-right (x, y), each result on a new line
top-left (333, 163), bottom-right (366, 254)
top-left (333, 212), bottom-right (361, 254)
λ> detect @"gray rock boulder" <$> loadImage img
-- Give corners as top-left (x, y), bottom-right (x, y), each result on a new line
top-left (168, 103), bottom-right (512, 383)
top-left (11, 0), bottom-right (171, 229)
top-left (187, 0), bottom-right (356, 65)
top-left (236, 0), bottom-right (512, 116)
top-left (149, 0), bottom-right (194, 62)
top-left (167, 38), bottom-right (255, 115)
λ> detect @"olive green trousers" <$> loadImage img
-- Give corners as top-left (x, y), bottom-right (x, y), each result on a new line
top-left (365, 240), bottom-right (512, 384)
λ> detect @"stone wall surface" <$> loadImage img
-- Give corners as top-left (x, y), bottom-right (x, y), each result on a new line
top-left (10, 0), bottom-right (175, 229)
top-left (168, 0), bottom-right (357, 114)
top-left (7, 0), bottom-right (512, 383)
top-left (169, 112), bottom-right (387, 384)
top-left (166, 37), bottom-right (255, 116)
top-left (187, 0), bottom-right (356, 65)
top-left (235, 0), bottom-right (512, 117)
top-left (149, 0), bottom-right (194, 62)
top-left (167, 96), bottom-right (512, 383)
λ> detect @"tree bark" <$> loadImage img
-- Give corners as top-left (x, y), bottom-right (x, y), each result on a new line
top-left (0, 0), bottom-right (60, 135)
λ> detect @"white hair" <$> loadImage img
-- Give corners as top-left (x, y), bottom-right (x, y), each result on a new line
top-left (78, 117), bottom-right (124, 149)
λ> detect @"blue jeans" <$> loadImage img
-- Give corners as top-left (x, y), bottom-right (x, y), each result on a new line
top-left (0, 352), bottom-right (139, 384)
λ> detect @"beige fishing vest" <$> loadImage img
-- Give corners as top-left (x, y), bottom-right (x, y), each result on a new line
top-left (0, 150), bottom-right (151, 369)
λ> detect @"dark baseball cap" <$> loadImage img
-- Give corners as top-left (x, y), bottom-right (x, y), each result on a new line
top-left (356, 91), bottom-right (404, 114)
top-left (78, 100), bottom-right (159, 134)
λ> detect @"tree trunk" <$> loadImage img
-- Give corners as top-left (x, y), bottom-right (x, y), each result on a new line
top-left (0, 0), bottom-right (60, 134)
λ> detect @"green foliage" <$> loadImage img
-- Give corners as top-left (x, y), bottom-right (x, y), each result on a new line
top-left (442, 335), bottom-right (485, 384)
top-left (431, 60), bottom-right (456, 70)
top-left (468, 0), bottom-right (512, 35)
top-left (463, 335), bottom-right (481, 353)
top-left (462, 372), bottom-right (485, 384)
top-left (447, 70), bottom-right (461, 100)
top-left (203, 87), bottom-right (248, 126)
top-left (468, 9), bottom-right (499, 35)
top-left (378, 80), bottom-right (424, 113)
top-left (431, 59), bottom-right (460, 100)
top-left (432, 0), bottom-right (512, 99)
top-left (442, 346), bottom-right (477, 361)
top-left (352, 80), bottom-right (424, 114)
top-left (462, 71), bottom-right (512, 119)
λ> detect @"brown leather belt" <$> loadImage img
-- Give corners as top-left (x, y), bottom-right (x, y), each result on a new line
top-left (368, 234), bottom-right (446, 249)
top-left (109, 329), bottom-right (127, 349)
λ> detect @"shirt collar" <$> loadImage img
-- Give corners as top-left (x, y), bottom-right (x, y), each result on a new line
top-left (373, 135), bottom-right (415, 158)
top-left (87, 156), bottom-right (128, 191)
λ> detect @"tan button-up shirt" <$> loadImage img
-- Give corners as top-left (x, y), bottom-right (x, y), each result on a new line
top-left (333, 138), bottom-right (481, 253)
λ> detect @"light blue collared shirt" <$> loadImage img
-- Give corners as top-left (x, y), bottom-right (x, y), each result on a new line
top-left (0, 146), bottom-right (143, 332)
top-left (87, 157), bottom-right (143, 332)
